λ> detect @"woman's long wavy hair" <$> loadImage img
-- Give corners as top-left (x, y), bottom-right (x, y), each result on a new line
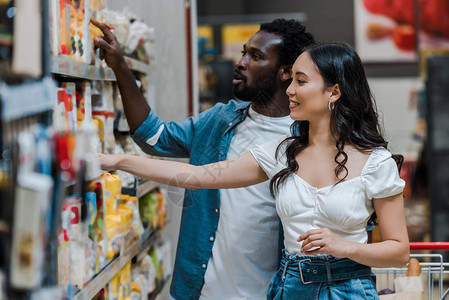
top-left (270, 43), bottom-right (402, 196)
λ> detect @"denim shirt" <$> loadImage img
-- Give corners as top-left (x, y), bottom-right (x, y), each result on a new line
top-left (132, 99), bottom-right (260, 299)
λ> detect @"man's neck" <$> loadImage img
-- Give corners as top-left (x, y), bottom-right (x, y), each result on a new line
top-left (251, 95), bottom-right (290, 117)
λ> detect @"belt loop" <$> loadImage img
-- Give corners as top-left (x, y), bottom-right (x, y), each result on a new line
top-left (281, 260), bottom-right (289, 282)
top-left (326, 260), bottom-right (332, 285)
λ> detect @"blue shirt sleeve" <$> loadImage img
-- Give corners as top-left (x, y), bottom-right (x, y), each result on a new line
top-left (131, 103), bottom-right (224, 158)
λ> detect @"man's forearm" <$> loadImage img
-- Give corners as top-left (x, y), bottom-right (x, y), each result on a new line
top-left (112, 61), bottom-right (151, 133)
top-left (91, 20), bottom-right (152, 133)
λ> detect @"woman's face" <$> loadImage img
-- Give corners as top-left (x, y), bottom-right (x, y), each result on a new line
top-left (286, 52), bottom-right (332, 122)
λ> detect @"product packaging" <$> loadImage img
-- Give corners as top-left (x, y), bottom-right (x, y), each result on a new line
top-left (109, 272), bottom-right (120, 300)
top-left (119, 262), bottom-right (131, 299)
top-left (60, 82), bottom-right (77, 132)
top-left (49, 0), bottom-right (61, 56)
top-left (120, 195), bottom-right (144, 241)
top-left (88, 179), bottom-right (107, 271)
top-left (102, 172), bottom-right (123, 259)
top-left (62, 196), bottom-right (85, 289)
top-left (59, 0), bottom-right (72, 55)
top-left (84, 191), bottom-right (97, 281)
top-left (74, 82), bottom-right (102, 180)
top-left (10, 172), bottom-right (53, 289)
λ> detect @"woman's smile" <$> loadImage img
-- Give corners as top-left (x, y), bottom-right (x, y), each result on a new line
top-left (289, 99), bottom-right (299, 109)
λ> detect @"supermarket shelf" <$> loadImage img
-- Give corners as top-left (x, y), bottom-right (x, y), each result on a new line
top-left (136, 228), bottom-right (161, 262)
top-left (73, 229), bottom-right (158, 300)
top-left (124, 56), bottom-right (152, 74)
top-left (0, 77), bottom-right (56, 122)
top-left (51, 55), bottom-right (116, 81)
top-left (137, 180), bottom-right (160, 198)
top-left (50, 56), bottom-right (151, 81)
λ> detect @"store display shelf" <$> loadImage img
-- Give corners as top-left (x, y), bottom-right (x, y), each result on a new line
top-left (124, 56), bottom-right (152, 74)
top-left (135, 228), bottom-right (160, 262)
top-left (50, 56), bottom-right (150, 82)
top-left (73, 229), bottom-right (158, 300)
top-left (51, 56), bottom-right (116, 81)
top-left (0, 78), bottom-right (56, 122)
top-left (137, 180), bottom-right (160, 198)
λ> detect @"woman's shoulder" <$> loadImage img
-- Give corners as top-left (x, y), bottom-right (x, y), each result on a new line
top-left (343, 145), bottom-right (395, 176)
top-left (359, 146), bottom-right (405, 199)
top-left (369, 146), bottom-right (395, 163)
top-left (250, 135), bottom-right (290, 178)
top-left (362, 146), bottom-right (399, 175)
top-left (252, 135), bottom-right (290, 158)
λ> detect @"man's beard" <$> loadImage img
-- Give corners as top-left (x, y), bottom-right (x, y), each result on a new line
top-left (233, 69), bottom-right (277, 105)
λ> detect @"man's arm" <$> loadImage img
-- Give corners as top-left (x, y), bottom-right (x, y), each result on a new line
top-left (91, 19), bottom-right (196, 158)
top-left (91, 19), bottom-right (150, 133)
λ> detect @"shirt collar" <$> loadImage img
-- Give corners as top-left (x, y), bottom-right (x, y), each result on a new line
top-left (233, 100), bottom-right (251, 113)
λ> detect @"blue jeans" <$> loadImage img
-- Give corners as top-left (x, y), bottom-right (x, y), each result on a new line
top-left (267, 250), bottom-right (379, 300)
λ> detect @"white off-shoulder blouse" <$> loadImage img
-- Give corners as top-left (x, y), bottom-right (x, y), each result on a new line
top-left (250, 136), bottom-right (405, 255)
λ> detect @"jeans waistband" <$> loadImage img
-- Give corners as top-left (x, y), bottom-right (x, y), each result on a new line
top-left (280, 250), bottom-right (372, 285)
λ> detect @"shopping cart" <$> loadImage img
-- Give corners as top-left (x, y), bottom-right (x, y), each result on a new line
top-left (372, 242), bottom-right (449, 300)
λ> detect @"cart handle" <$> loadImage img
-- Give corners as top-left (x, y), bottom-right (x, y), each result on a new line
top-left (409, 242), bottom-right (449, 250)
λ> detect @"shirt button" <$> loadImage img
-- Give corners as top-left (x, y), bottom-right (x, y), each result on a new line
top-left (210, 237), bottom-right (214, 241)
top-left (215, 208), bottom-right (219, 213)
top-left (202, 264), bottom-right (207, 269)
top-left (229, 122), bottom-right (233, 126)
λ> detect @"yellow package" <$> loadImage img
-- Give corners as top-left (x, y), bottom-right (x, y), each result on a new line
top-left (101, 172), bottom-right (121, 214)
top-left (121, 195), bottom-right (144, 241)
top-left (109, 272), bottom-right (120, 300)
top-left (88, 0), bottom-right (104, 65)
top-left (92, 114), bottom-right (105, 153)
top-left (105, 213), bottom-right (122, 260)
top-left (130, 281), bottom-right (142, 295)
top-left (119, 263), bottom-right (131, 298)
top-left (117, 208), bottom-right (129, 248)
top-left (118, 206), bottom-right (133, 236)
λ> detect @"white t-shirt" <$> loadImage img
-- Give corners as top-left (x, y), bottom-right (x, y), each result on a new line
top-left (200, 107), bottom-right (292, 300)
top-left (250, 136), bottom-right (405, 254)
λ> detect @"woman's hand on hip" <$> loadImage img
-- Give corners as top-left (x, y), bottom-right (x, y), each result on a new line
top-left (297, 228), bottom-right (353, 258)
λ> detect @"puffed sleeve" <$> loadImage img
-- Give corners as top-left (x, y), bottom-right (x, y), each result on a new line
top-left (361, 147), bottom-right (405, 199)
top-left (250, 135), bottom-right (288, 179)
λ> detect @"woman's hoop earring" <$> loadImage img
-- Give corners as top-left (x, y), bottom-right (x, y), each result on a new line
top-left (328, 101), bottom-right (335, 112)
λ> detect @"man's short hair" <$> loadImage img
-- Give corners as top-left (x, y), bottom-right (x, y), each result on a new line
top-left (260, 19), bottom-right (315, 67)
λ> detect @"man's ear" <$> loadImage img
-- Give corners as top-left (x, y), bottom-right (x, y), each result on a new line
top-left (278, 65), bottom-right (292, 81)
